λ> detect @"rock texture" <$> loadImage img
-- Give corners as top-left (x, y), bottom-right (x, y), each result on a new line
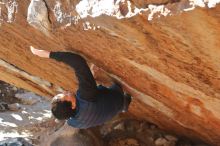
top-left (0, 0), bottom-right (219, 145)
top-left (0, 138), bottom-right (33, 146)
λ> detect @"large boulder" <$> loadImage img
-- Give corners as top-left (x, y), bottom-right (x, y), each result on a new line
top-left (0, 0), bottom-right (219, 145)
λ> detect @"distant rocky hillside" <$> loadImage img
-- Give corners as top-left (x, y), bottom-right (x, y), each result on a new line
top-left (0, 0), bottom-right (220, 145)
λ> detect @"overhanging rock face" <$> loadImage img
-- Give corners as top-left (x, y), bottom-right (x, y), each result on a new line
top-left (0, 0), bottom-right (220, 145)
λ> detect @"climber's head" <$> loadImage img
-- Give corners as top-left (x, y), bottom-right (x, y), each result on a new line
top-left (51, 92), bottom-right (76, 120)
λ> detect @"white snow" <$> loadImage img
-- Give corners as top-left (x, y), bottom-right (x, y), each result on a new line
top-left (53, 1), bottom-right (64, 23)
top-left (191, 0), bottom-right (206, 7)
top-left (184, 0), bottom-right (220, 11)
top-left (0, 92), bottom-right (51, 141)
top-left (74, 0), bottom-right (220, 20)
top-left (0, 0), bottom-right (219, 27)
top-left (0, 131), bottom-right (31, 141)
top-left (75, 0), bottom-right (148, 19)
top-left (190, 0), bottom-right (220, 8)
top-left (208, 0), bottom-right (220, 7)
top-left (148, 5), bottom-right (171, 21)
top-left (0, 118), bottom-right (17, 127)
top-left (11, 113), bottom-right (23, 121)
top-left (76, 0), bottom-right (119, 18)
top-left (52, 0), bottom-right (220, 28)
top-left (52, 0), bottom-right (81, 28)
top-left (75, 0), bottom-right (220, 20)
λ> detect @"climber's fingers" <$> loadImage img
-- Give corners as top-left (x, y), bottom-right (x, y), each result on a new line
top-left (30, 46), bottom-right (50, 58)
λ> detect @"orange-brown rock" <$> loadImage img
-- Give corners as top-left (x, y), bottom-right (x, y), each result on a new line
top-left (0, 0), bottom-right (220, 145)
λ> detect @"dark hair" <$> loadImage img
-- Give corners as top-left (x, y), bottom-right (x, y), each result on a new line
top-left (51, 99), bottom-right (76, 120)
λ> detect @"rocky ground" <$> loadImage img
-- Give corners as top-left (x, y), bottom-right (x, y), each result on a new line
top-left (0, 80), bottom-right (51, 145)
top-left (0, 81), bottom-right (209, 146)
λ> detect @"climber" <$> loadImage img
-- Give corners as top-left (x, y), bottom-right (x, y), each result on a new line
top-left (30, 46), bottom-right (131, 129)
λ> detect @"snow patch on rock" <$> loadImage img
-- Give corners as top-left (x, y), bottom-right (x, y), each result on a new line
top-left (0, 92), bottom-right (51, 141)
top-left (148, 5), bottom-right (171, 21)
top-left (53, 0), bottom-right (81, 28)
top-left (190, 0), bottom-right (220, 8)
top-left (0, 131), bottom-right (31, 141)
top-left (53, 1), bottom-right (63, 23)
top-left (75, 0), bottom-right (148, 19)
top-left (74, 0), bottom-right (220, 21)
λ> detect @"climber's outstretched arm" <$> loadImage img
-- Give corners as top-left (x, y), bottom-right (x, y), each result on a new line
top-left (30, 46), bottom-right (97, 101)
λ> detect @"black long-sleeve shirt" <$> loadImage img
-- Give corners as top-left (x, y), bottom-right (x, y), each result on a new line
top-left (50, 52), bottom-right (97, 101)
